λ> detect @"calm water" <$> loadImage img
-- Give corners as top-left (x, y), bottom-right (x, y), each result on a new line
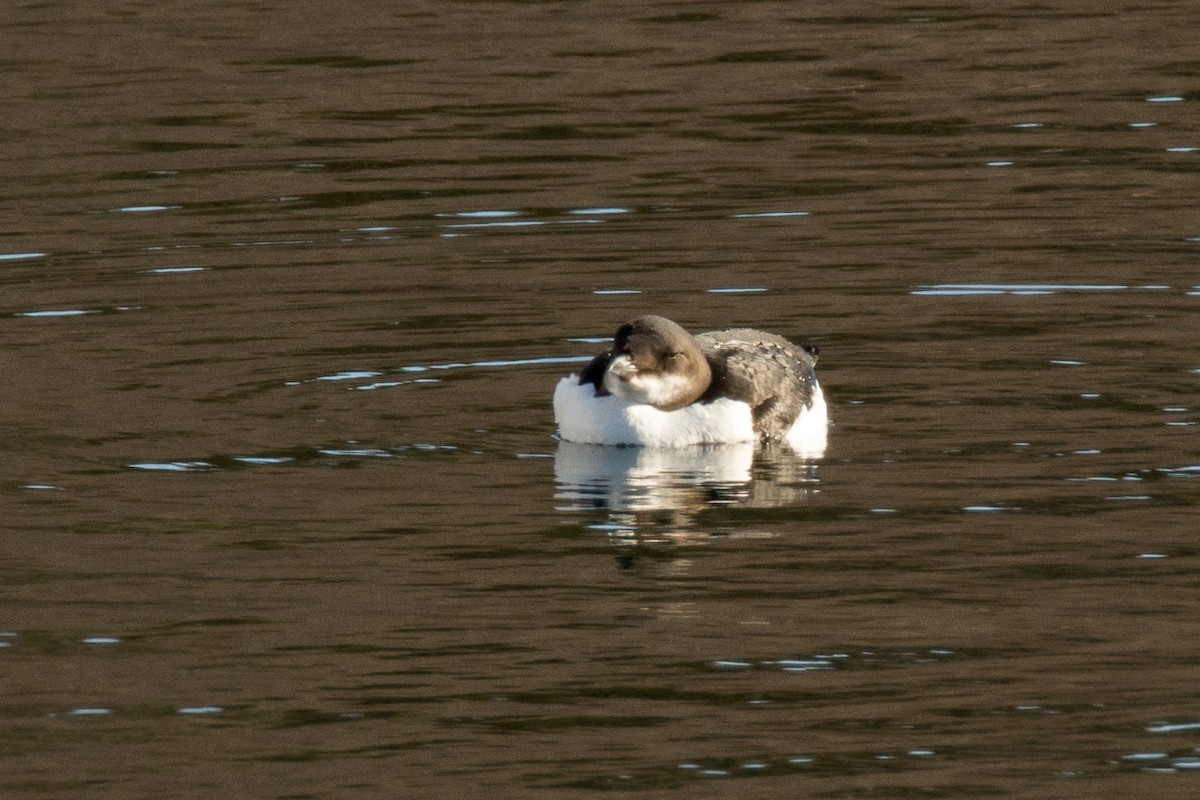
top-left (3, 1), bottom-right (1199, 797)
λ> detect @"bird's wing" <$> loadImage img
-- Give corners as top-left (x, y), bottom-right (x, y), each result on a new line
top-left (697, 330), bottom-right (818, 438)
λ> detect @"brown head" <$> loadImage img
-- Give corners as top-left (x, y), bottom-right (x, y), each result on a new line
top-left (602, 315), bottom-right (712, 410)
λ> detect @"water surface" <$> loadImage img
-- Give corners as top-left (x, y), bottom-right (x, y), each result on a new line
top-left (3, 1), bottom-right (1199, 797)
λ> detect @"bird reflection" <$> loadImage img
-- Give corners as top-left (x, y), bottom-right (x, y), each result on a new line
top-left (553, 441), bottom-right (822, 571)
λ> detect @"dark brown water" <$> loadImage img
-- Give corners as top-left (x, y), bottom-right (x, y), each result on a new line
top-left (3, 1), bottom-right (1199, 797)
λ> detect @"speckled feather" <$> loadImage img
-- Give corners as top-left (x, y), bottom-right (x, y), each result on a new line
top-left (696, 329), bottom-right (819, 439)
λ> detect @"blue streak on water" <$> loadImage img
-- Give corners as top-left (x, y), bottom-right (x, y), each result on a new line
top-left (437, 210), bottom-right (520, 218)
top-left (440, 219), bottom-right (602, 230)
top-left (353, 378), bottom-right (440, 391)
top-left (1146, 721), bottom-right (1200, 733)
top-left (1157, 465), bottom-right (1200, 478)
top-left (401, 355), bottom-right (592, 373)
top-left (17, 309), bottom-right (100, 318)
top-left (317, 448), bottom-right (392, 458)
top-left (308, 355), bottom-right (592, 391)
top-left (478, 356), bottom-right (592, 369)
top-left (913, 283), bottom-right (1131, 296)
top-left (317, 370), bottom-right (382, 382)
top-left (770, 658), bottom-right (836, 672)
top-left (129, 461), bottom-right (214, 472)
top-left (113, 205), bottom-right (181, 213)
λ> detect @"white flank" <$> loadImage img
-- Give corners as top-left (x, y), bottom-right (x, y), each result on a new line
top-left (554, 376), bottom-right (754, 447)
top-left (785, 382), bottom-right (828, 458)
top-left (555, 375), bottom-right (829, 454)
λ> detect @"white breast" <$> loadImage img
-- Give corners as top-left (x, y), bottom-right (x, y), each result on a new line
top-left (554, 376), bottom-right (828, 454)
top-left (554, 376), bottom-right (755, 446)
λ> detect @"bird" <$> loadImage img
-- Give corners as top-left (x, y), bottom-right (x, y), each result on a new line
top-left (553, 315), bottom-right (827, 452)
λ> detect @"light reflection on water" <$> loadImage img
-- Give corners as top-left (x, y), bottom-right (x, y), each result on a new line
top-left (554, 442), bottom-right (820, 516)
top-left (911, 283), bottom-right (1167, 296)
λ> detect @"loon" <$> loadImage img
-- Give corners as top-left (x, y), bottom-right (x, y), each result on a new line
top-left (553, 315), bottom-right (827, 452)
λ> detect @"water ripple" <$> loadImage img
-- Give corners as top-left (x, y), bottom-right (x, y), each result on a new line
top-left (128, 461), bottom-right (215, 472)
top-left (913, 283), bottom-right (1133, 296)
top-left (711, 648), bottom-right (956, 673)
